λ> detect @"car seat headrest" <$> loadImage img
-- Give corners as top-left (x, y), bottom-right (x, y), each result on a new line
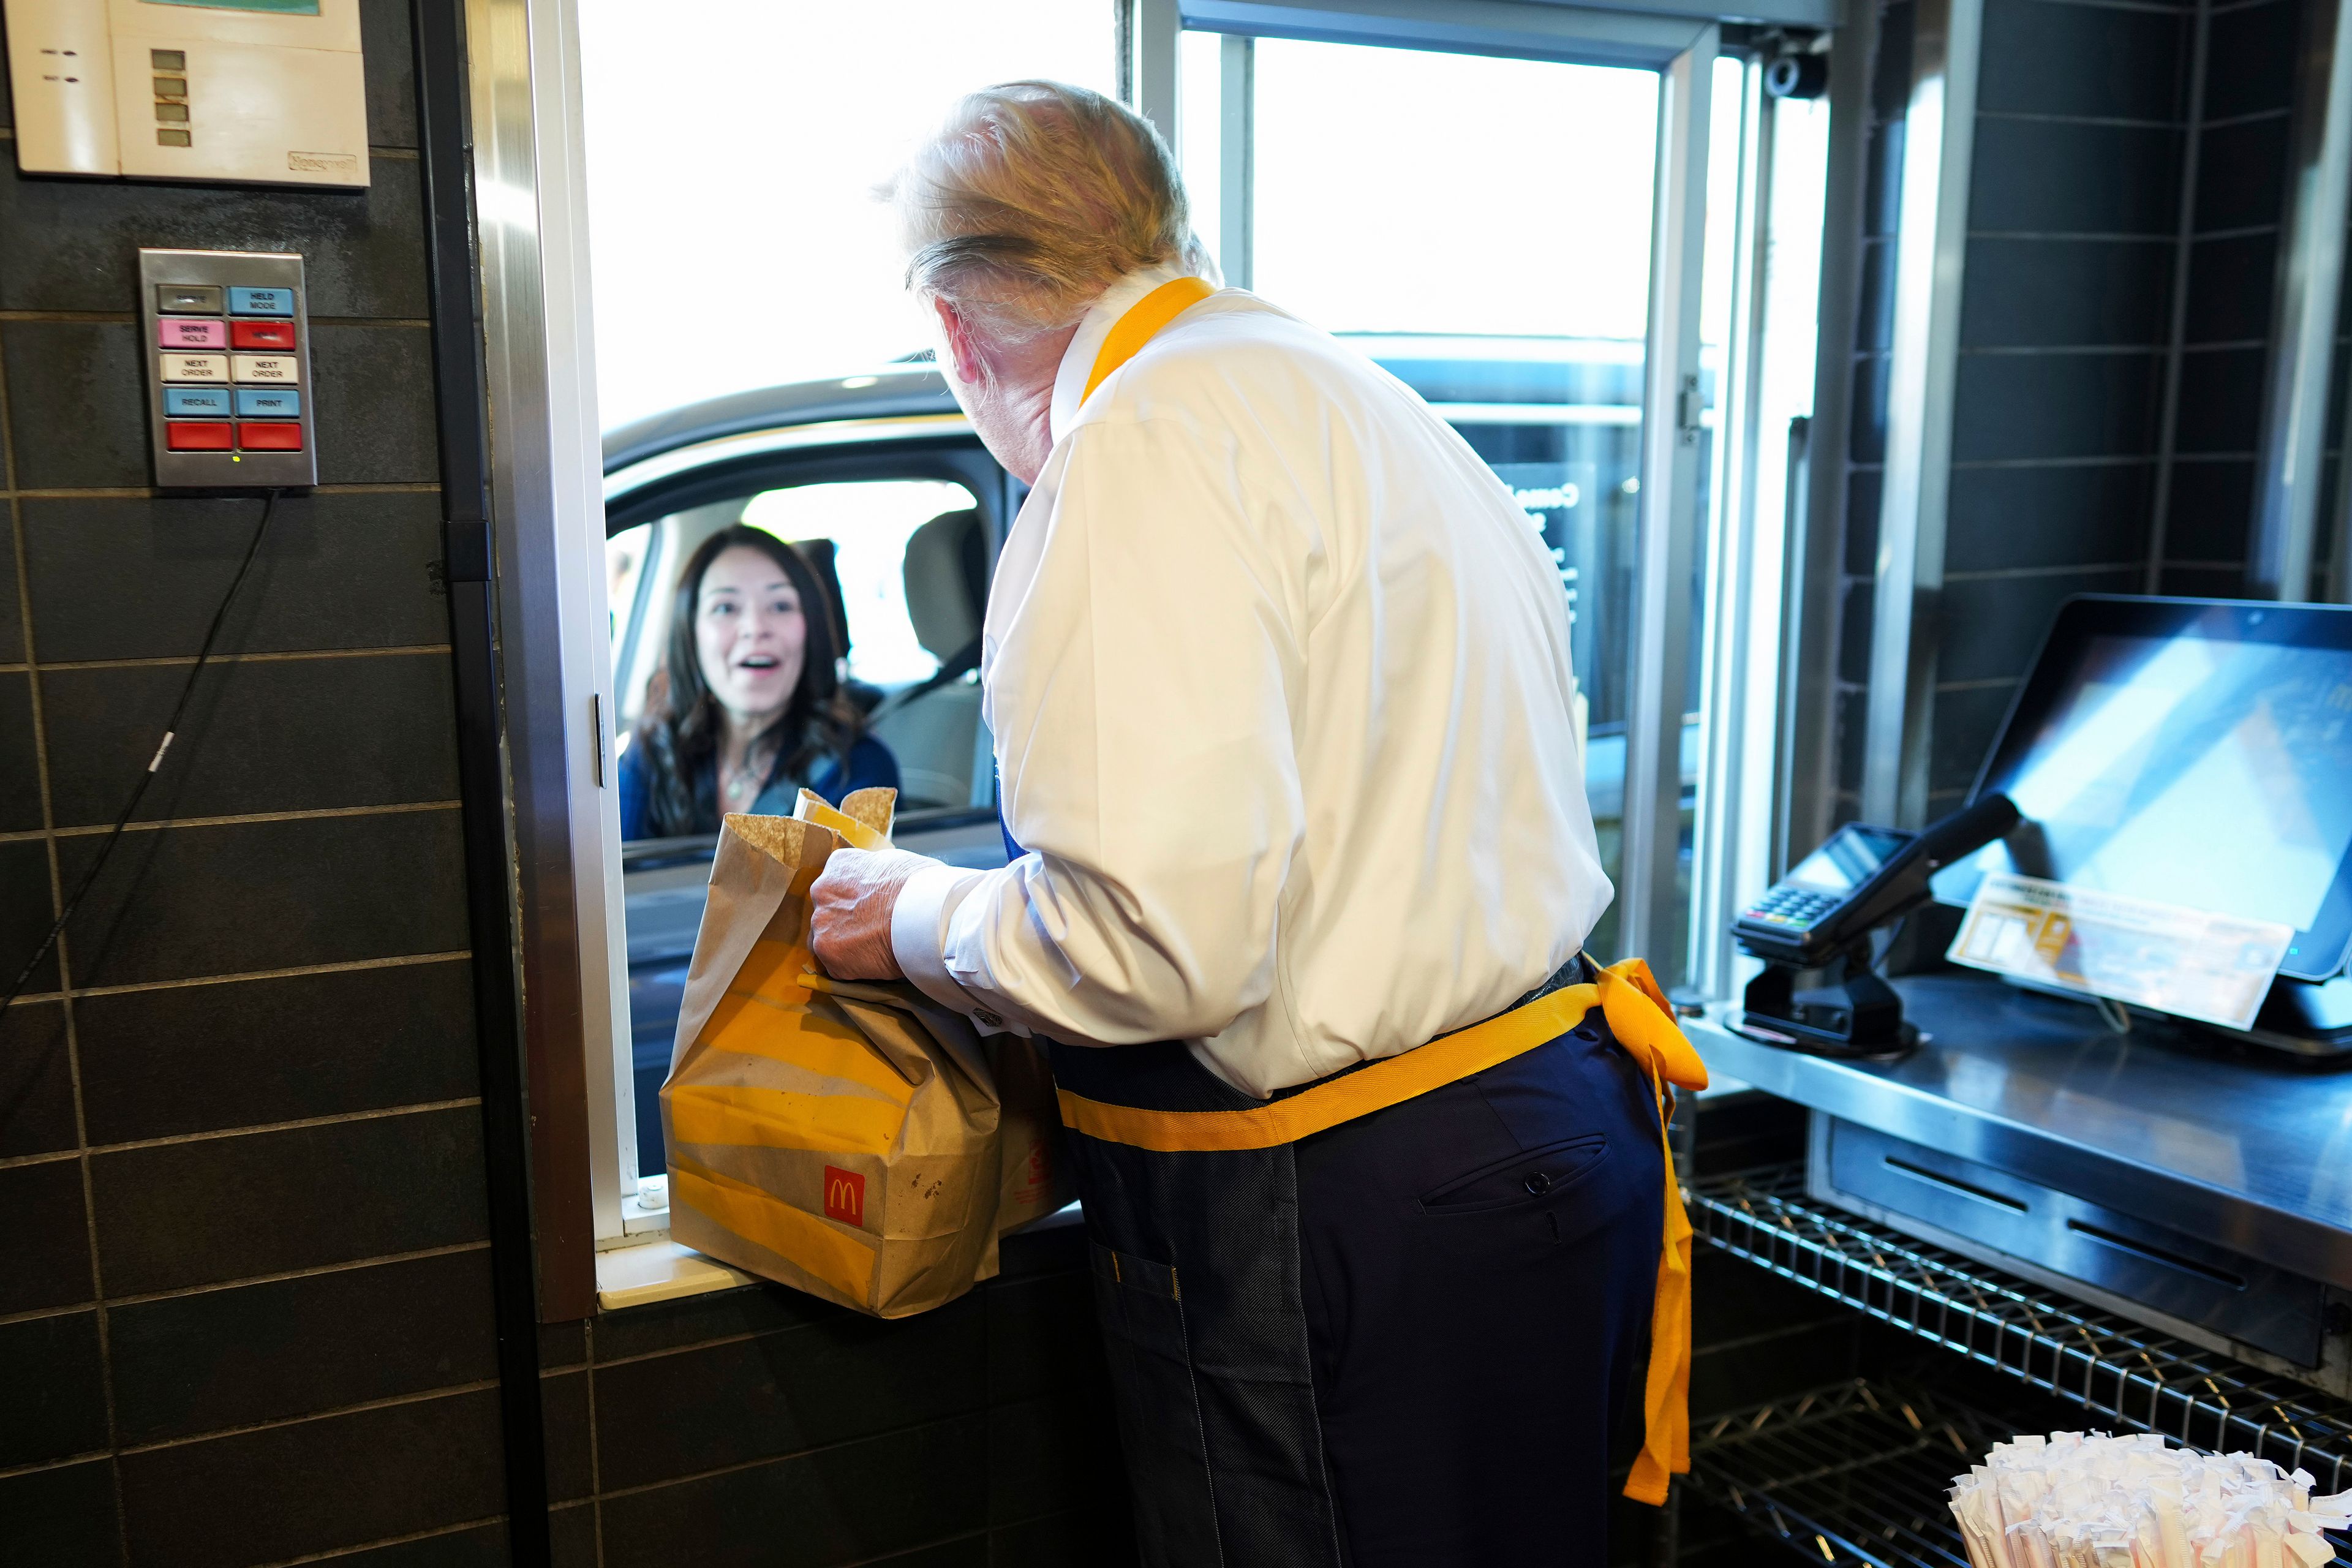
top-left (902, 509), bottom-right (987, 660)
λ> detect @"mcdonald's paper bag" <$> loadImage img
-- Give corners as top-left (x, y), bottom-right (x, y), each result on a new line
top-left (660, 788), bottom-right (1071, 1317)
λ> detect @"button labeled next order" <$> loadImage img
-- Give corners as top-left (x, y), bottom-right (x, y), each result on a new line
top-left (161, 353), bottom-right (228, 383)
top-left (231, 354), bottom-right (296, 384)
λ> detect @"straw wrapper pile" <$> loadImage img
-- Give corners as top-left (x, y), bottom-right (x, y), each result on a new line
top-left (1949, 1431), bottom-right (2352, 1567)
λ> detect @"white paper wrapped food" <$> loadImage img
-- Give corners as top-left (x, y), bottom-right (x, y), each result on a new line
top-left (1949, 1430), bottom-right (2351, 1568)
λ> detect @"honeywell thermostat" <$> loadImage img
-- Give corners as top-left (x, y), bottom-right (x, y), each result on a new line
top-left (141, 247), bottom-right (317, 488)
top-left (6, 0), bottom-right (369, 189)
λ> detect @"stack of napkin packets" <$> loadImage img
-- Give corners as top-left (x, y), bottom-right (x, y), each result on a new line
top-left (1950, 1431), bottom-right (2351, 1567)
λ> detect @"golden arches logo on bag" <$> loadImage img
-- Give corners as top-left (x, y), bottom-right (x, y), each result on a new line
top-left (823, 1166), bottom-right (865, 1228)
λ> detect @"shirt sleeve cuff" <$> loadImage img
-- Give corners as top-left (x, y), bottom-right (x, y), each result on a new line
top-left (891, 862), bottom-right (987, 1016)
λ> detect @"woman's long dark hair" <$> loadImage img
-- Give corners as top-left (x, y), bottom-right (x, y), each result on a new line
top-left (631, 524), bottom-right (862, 837)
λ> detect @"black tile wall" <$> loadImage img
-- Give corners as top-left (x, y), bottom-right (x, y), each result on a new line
top-left (115, 1387), bottom-right (508, 1568)
top-left (2203, 0), bottom-right (2301, 121)
top-left (1946, 462), bottom-right (2153, 571)
top-left (1969, 119), bottom-right (2183, 235)
top-left (74, 959), bottom-right (478, 1144)
top-left (2164, 456), bottom-right (2258, 560)
top-left (105, 1250), bottom-right (497, 1446)
top-left (88, 1105), bottom-right (489, 1296)
top-left (0, 1457), bottom-right (123, 1568)
top-left (0, 17), bottom-right (515, 1553)
top-left (0, 996), bottom-right (74, 1158)
top-left (21, 491), bottom-right (449, 663)
top-left (0, 1308), bottom-right (110, 1469)
top-left (1961, 239), bottom-right (2171, 348)
top-left (39, 651), bottom-right (459, 827)
top-left (2184, 230), bottom-right (2279, 342)
top-left (1951, 353), bottom-right (2162, 462)
top-left (1976, 0), bottom-right (2187, 121)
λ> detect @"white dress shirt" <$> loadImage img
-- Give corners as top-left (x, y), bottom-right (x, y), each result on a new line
top-left (891, 262), bottom-right (1611, 1098)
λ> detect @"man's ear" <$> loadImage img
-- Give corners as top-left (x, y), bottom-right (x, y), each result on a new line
top-left (932, 296), bottom-right (986, 388)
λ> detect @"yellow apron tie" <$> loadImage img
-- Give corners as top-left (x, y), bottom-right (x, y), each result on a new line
top-left (1080, 275), bottom-right (1216, 403)
top-left (1063, 273), bottom-right (1705, 1506)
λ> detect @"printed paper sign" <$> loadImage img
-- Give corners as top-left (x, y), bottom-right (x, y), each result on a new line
top-left (1947, 872), bottom-right (2292, 1031)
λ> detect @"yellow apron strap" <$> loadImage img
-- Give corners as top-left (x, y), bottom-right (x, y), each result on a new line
top-left (1596, 957), bottom-right (1708, 1506)
top-left (1080, 276), bottom-right (1216, 404)
top-left (1057, 982), bottom-right (1600, 1152)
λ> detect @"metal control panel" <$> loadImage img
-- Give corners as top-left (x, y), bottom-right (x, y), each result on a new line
top-left (138, 247), bottom-right (315, 489)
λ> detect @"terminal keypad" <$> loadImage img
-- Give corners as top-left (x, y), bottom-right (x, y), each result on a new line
top-left (139, 249), bottom-right (316, 488)
top-left (1743, 887), bottom-right (1839, 931)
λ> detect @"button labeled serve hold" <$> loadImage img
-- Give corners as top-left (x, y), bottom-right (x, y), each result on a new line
top-left (231, 354), bottom-right (296, 384)
top-left (162, 353), bottom-right (228, 383)
top-left (157, 317), bottom-right (226, 349)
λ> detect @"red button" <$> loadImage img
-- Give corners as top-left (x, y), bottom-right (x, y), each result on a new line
top-left (165, 421), bottom-right (233, 451)
top-left (236, 422), bottom-right (303, 451)
top-left (230, 320), bottom-right (297, 350)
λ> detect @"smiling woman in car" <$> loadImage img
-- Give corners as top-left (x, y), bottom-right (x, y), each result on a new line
top-left (618, 524), bottom-right (899, 840)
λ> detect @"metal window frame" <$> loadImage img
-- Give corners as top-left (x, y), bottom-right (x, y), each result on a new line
top-left (466, 0), bottom-right (632, 1286)
top-left (1861, 0), bottom-right (1983, 828)
top-left (2251, 0), bottom-right (2352, 603)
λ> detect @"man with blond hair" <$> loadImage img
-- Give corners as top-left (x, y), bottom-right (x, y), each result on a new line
top-left (811, 79), bottom-right (1703, 1566)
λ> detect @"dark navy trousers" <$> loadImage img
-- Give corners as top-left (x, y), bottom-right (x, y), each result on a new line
top-left (1048, 1000), bottom-right (1665, 1567)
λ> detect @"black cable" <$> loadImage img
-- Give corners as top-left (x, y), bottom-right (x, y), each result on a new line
top-left (2, 488), bottom-right (282, 1014)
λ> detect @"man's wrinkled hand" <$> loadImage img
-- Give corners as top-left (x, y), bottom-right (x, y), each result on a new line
top-left (809, 847), bottom-right (937, 981)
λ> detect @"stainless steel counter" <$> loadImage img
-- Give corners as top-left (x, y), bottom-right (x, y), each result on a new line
top-left (1688, 973), bottom-right (2352, 1291)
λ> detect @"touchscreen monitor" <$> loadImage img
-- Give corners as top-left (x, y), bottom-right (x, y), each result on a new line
top-left (1932, 597), bottom-right (2352, 982)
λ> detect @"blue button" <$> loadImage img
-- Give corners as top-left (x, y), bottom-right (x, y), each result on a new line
top-left (164, 386), bottom-right (232, 417)
top-left (228, 287), bottom-right (294, 316)
top-left (235, 387), bottom-right (301, 418)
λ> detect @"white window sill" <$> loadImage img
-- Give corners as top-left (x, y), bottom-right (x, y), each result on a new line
top-left (595, 1238), bottom-right (755, 1311)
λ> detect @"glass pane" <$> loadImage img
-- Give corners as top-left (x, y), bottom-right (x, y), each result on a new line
top-left (578, 1), bottom-right (1117, 429)
top-left (742, 478), bottom-right (980, 687)
top-left (1180, 28), bottom-right (1224, 273)
top-left (1252, 40), bottom-right (1659, 337)
top-left (1243, 37), bottom-right (1662, 961)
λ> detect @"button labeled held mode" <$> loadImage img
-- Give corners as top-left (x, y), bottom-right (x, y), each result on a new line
top-left (158, 318), bottom-right (226, 349)
top-left (164, 386), bottom-right (232, 417)
top-left (234, 388), bottom-right (301, 418)
top-left (231, 353), bottom-right (295, 384)
top-left (161, 353), bottom-right (227, 383)
top-left (165, 422), bottom-right (233, 451)
top-left (236, 423), bottom-right (303, 452)
top-left (230, 320), bottom-right (296, 350)
top-left (227, 287), bottom-right (294, 316)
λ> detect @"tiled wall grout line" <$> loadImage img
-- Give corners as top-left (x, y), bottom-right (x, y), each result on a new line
top-left (86, 1095), bottom-right (484, 1155)
top-left (1943, 560), bottom-right (2149, 579)
top-left (589, 1321), bottom-right (825, 1371)
top-left (0, 797), bottom-right (465, 845)
top-left (2, 307), bottom-right (134, 1568)
top-left (586, 1315), bottom-right (607, 1567)
top-left (0, 1446), bottom-right (116, 1483)
top-left (0, 482), bottom-right (445, 499)
top-left (586, 1411), bottom-right (997, 1506)
top-left (1975, 110), bottom-right (2188, 130)
top-left (246, 1513), bottom-right (508, 1568)
top-left (0, 1239), bottom-right (501, 1329)
top-left (2, 947), bottom-right (471, 1009)
top-left (112, 1377), bottom-right (502, 1457)
top-left (37, 642), bottom-right (456, 672)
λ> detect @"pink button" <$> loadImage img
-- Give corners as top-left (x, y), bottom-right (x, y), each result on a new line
top-left (158, 318), bottom-right (226, 349)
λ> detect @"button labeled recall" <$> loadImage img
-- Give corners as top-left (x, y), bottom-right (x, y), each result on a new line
top-left (157, 318), bottom-right (226, 349)
top-left (236, 423), bottom-right (303, 452)
top-left (233, 388), bottom-right (301, 418)
top-left (164, 387), bottom-right (233, 417)
top-left (227, 287), bottom-right (294, 316)
top-left (165, 422), bottom-right (233, 451)
top-left (230, 320), bottom-right (296, 350)
top-left (156, 284), bottom-right (223, 314)
top-left (231, 354), bottom-right (296, 384)
top-left (161, 353), bottom-right (228, 383)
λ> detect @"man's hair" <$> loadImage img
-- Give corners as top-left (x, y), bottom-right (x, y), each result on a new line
top-left (889, 80), bottom-right (1194, 341)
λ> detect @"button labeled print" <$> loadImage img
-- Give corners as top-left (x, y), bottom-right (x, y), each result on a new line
top-left (233, 388), bottom-right (301, 418)
top-left (231, 354), bottom-right (296, 384)
top-left (162, 353), bottom-right (228, 383)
